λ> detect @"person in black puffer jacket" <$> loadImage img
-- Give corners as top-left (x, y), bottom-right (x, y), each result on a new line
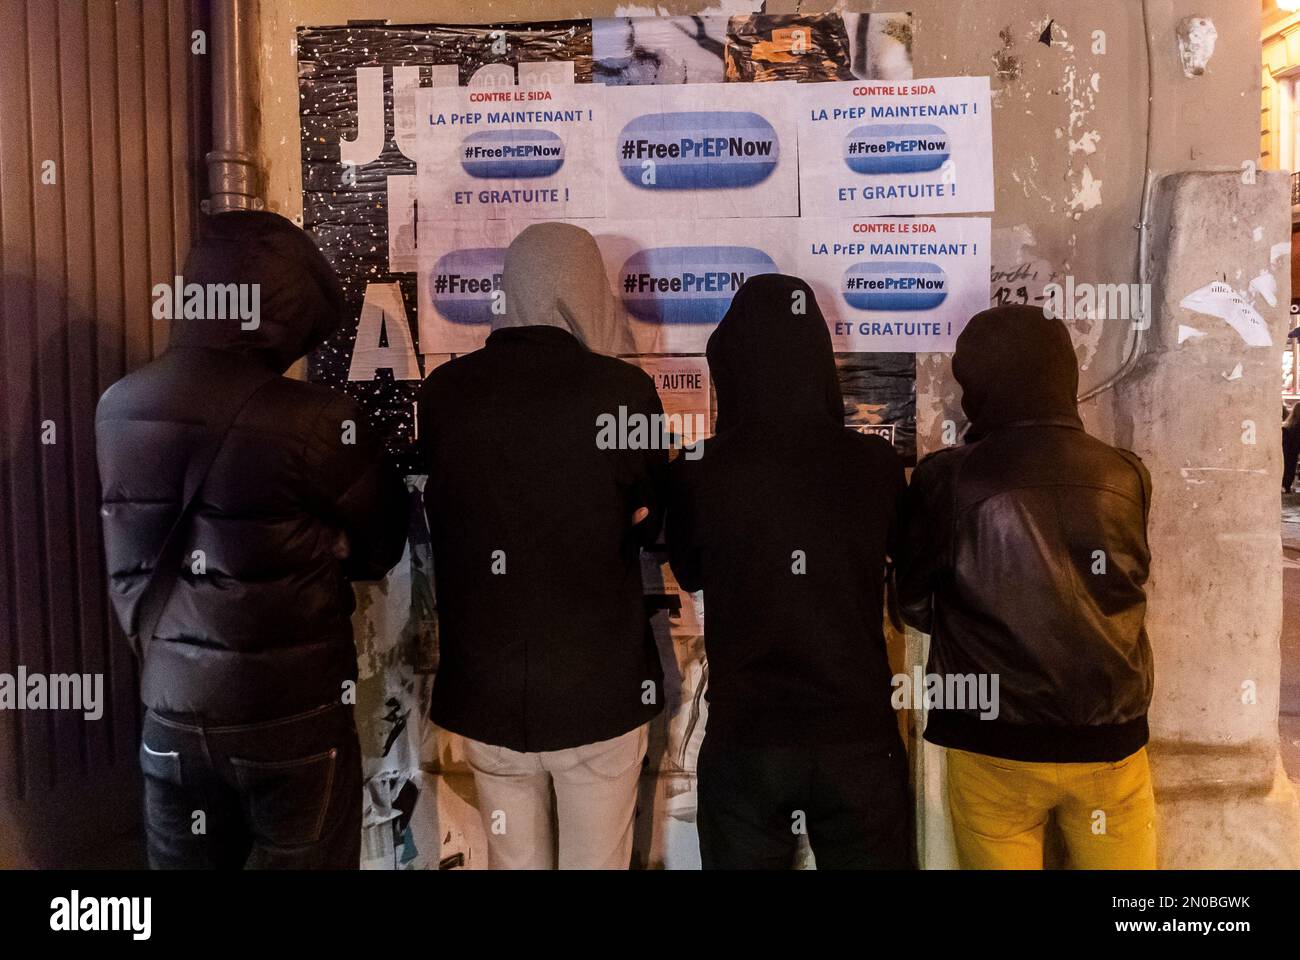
top-left (96, 210), bottom-right (407, 869)
top-left (897, 304), bottom-right (1156, 870)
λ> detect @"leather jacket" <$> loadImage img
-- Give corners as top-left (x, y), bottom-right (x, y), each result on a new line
top-left (897, 417), bottom-right (1154, 762)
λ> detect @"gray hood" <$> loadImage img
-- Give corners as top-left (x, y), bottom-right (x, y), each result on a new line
top-left (495, 222), bottom-right (634, 356)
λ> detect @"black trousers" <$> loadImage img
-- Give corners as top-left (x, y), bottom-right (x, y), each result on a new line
top-left (697, 735), bottom-right (911, 870)
top-left (139, 701), bottom-right (362, 869)
top-left (1284, 427), bottom-right (1300, 491)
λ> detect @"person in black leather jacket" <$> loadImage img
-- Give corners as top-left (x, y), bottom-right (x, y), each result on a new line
top-left (96, 211), bottom-right (408, 868)
top-left (897, 304), bottom-right (1156, 869)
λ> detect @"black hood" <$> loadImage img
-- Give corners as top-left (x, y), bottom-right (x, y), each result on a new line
top-left (168, 211), bottom-right (345, 373)
top-left (707, 274), bottom-right (842, 432)
top-left (952, 305), bottom-right (1082, 441)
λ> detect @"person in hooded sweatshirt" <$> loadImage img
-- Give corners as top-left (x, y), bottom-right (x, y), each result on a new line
top-left (665, 274), bottom-right (910, 870)
top-left (416, 222), bottom-right (666, 870)
top-left (1282, 401), bottom-right (1300, 493)
top-left (96, 211), bottom-right (408, 869)
top-left (897, 305), bottom-right (1156, 870)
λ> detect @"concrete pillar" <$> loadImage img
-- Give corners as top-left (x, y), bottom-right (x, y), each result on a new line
top-left (1113, 169), bottom-right (1300, 867)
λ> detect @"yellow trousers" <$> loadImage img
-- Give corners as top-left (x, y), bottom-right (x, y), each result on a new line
top-left (946, 747), bottom-right (1157, 869)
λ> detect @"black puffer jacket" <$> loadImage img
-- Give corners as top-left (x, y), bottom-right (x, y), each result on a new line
top-left (897, 305), bottom-right (1153, 762)
top-left (96, 211), bottom-right (408, 723)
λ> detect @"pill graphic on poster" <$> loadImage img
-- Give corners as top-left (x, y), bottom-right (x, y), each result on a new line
top-left (458, 129), bottom-right (566, 179)
top-left (842, 123), bottom-right (950, 174)
top-left (799, 76), bottom-right (993, 217)
top-left (842, 261), bottom-right (949, 311)
top-left (615, 111), bottom-right (781, 189)
top-left (620, 245), bottom-right (779, 325)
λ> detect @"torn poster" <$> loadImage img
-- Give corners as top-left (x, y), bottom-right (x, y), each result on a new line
top-left (841, 12), bottom-right (914, 82)
top-left (836, 353), bottom-right (916, 460)
top-left (593, 16), bottom-right (728, 85)
top-left (631, 356), bottom-right (711, 444)
top-left (797, 76), bottom-right (993, 217)
top-left (1179, 281), bottom-right (1274, 348)
top-left (387, 175), bottom-right (418, 272)
top-left (799, 216), bottom-right (991, 352)
top-left (298, 20), bottom-right (593, 472)
top-left (724, 12), bottom-right (913, 84)
top-left (348, 282), bottom-right (422, 382)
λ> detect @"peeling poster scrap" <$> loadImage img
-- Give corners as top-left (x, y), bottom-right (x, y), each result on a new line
top-left (1179, 281), bottom-right (1272, 348)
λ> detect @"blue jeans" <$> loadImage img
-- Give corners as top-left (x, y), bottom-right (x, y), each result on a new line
top-left (138, 702), bottom-right (361, 869)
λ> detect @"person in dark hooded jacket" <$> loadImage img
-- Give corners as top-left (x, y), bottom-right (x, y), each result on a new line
top-left (1282, 402), bottom-right (1300, 492)
top-left (96, 210), bottom-right (407, 869)
top-left (417, 222), bottom-right (665, 870)
top-left (897, 304), bottom-right (1156, 870)
top-left (666, 274), bottom-right (910, 870)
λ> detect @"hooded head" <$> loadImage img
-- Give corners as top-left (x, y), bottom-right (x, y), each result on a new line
top-left (495, 222), bottom-right (634, 356)
top-left (952, 304), bottom-right (1082, 441)
top-left (168, 211), bottom-right (345, 373)
top-left (707, 274), bottom-right (843, 432)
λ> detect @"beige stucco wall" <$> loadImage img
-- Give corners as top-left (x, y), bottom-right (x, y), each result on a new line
top-left (1262, 0), bottom-right (1300, 171)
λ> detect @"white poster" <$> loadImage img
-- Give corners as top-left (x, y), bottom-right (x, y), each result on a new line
top-left (416, 219), bottom-right (514, 355)
top-left (798, 216), bottom-right (991, 352)
top-left (797, 76), bottom-right (993, 217)
top-left (415, 85), bottom-right (605, 221)
top-left (601, 82), bottom-right (800, 220)
top-left (1180, 281), bottom-right (1274, 348)
top-left (416, 217), bottom-right (799, 356)
top-left (632, 356), bottom-right (712, 441)
top-left (387, 175), bottom-right (418, 272)
top-left (594, 217), bottom-right (799, 353)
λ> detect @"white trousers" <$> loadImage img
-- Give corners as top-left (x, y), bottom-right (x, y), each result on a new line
top-left (463, 724), bottom-right (648, 870)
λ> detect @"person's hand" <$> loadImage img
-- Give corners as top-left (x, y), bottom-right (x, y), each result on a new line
top-left (630, 506), bottom-right (649, 526)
